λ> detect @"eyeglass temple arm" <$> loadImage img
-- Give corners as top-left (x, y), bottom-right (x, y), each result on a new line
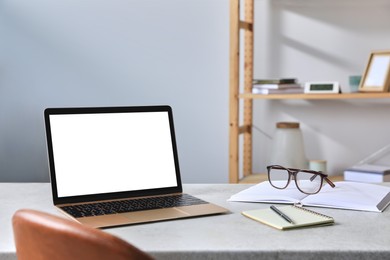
top-left (324, 177), bottom-right (336, 188)
top-left (309, 175), bottom-right (336, 188)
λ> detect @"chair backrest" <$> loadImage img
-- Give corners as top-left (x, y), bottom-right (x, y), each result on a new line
top-left (12, 209), bottom-right (153, 260)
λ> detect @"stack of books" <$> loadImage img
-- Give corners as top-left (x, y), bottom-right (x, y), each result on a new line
top-left (252, 78), bottom-right (304, 95)
top-left (344, 164), bottom-right (390, 182)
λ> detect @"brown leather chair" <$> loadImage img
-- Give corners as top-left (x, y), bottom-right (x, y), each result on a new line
top-left (12, 209), bottom-right (153, 260)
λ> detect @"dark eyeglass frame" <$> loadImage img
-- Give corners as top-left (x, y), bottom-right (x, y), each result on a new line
top-left (266, 165), bottom-right (336, 194)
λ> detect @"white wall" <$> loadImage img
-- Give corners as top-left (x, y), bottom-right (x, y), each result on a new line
top-left (252, 0), bottom-right (390, 176)
top-left (0, 0), bottom-right (229, 182)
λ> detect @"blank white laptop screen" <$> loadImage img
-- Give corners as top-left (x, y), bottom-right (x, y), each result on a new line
top-left (49, 111), bottom-right (178, 198)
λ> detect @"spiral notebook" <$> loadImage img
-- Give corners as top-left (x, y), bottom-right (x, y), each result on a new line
top-left (242, 205), bottom-right (334, 230)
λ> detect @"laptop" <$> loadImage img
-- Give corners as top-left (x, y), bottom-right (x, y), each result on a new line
top-left (44, 105), bottom-right (228, 228)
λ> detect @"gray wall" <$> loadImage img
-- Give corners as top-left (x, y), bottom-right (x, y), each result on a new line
top-left (2, 0), bottom-right (390, 183)
top-left (0, 0), bottom-right (229, 182)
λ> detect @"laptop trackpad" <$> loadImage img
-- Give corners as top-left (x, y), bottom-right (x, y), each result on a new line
top-left (121, 208), bottom-right (189, 223)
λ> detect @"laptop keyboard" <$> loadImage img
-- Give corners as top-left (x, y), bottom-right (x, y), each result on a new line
top-left (60, 194), bottom-right (208, 218)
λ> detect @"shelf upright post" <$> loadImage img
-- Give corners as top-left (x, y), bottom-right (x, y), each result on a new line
top-left (229, 0), bottom-right (240, 183)
top-left (229, 0), bottom-right (254, 183)
top-left (242, 0), bottom-right (254, 179)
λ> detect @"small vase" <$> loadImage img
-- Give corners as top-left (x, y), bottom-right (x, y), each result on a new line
top-left (269, 122), bottom-right (308, 169)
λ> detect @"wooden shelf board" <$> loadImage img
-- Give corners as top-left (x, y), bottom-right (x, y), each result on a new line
top-left (238, 174), bottom-right (344, 184)
top-left (239, 92), bottom-right (390, 100)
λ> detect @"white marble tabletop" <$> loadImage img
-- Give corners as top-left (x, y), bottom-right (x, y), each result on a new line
top-left (1, 182), bottom-right (390, 260)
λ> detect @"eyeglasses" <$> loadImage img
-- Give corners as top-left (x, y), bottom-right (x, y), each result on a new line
top-left (266, 165), bottom-right (336, 194)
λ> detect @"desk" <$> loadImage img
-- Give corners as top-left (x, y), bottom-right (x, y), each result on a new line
top-left (1, 183), bottom-right (390, 260)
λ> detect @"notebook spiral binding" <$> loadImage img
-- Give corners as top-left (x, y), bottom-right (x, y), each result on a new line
top-left (292, 205), bottom-right (334, 220)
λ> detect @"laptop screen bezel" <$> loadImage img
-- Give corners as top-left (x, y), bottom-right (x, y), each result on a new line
top-left (44, 105), bottom-right (183, 205)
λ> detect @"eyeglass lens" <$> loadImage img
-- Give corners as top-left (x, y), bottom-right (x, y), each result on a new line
top-left (268, 167), bottom-right (323, 194)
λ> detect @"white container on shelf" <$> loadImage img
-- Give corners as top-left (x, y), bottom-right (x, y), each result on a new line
top-left (269, 122), bottom-right (308, 169)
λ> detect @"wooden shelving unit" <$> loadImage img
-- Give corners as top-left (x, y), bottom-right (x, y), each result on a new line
top-left (229, 0), bottom-right (390, 183)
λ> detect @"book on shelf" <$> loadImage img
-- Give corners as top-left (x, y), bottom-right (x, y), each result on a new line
top-left (228, 181), bottom-right (390, 212)
top-left (344, 164), bottom-right (390, 182)
top-left (253, 78), bottom-right (300, 90)
top-left (252, 83), bottom-right (302, 90)
top-left (252, 78), bottom-right (297, 85)
top-left (252, 87), bottom-right (304, 95)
